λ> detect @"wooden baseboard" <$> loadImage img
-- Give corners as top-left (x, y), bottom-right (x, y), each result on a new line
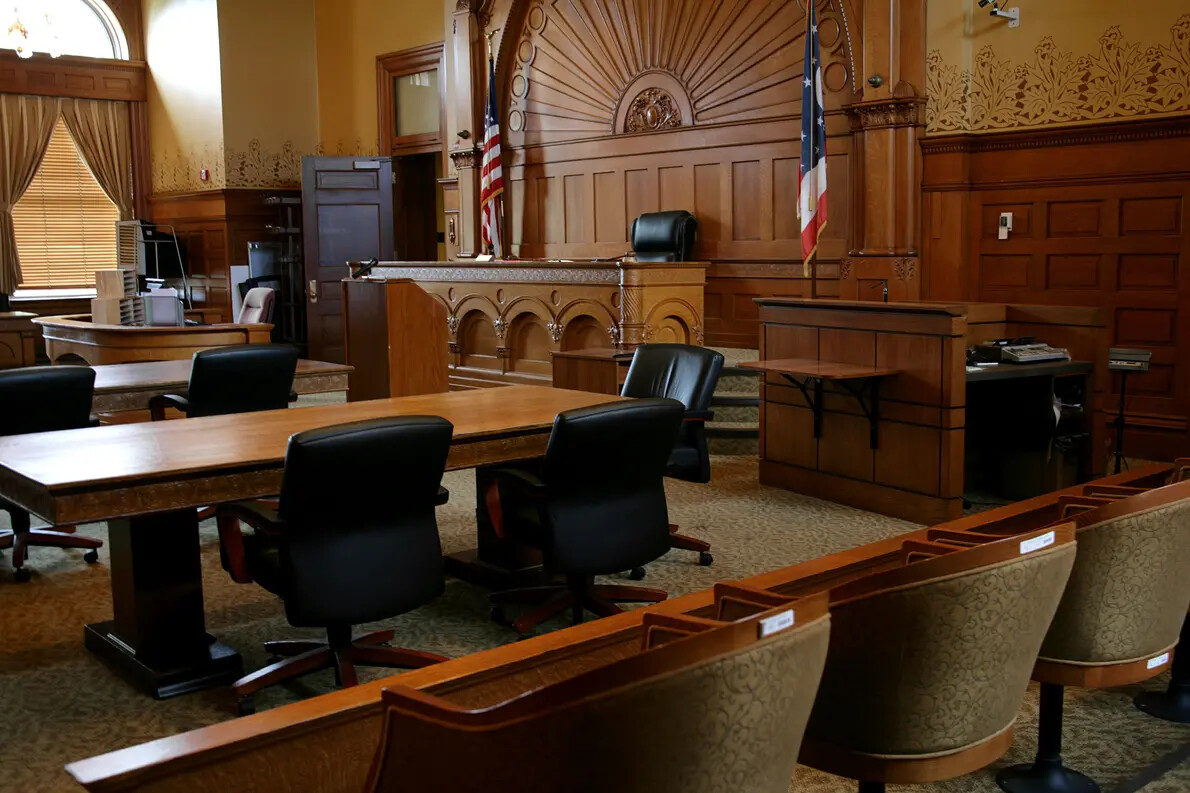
top-left (759, 459), bottom-right (963, 524)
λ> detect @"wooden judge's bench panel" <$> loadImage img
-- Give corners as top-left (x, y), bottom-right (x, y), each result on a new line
top-left (756, 299), bottom-right (1107, 524)
top-left (365, 260), bottom-right (706, 390)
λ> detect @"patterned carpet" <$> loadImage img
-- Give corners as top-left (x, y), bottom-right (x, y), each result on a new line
top-left (1, 396), bottom-right (1189, 792)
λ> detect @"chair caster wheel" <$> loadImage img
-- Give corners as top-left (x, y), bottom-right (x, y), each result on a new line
top-left (628, 567), bottom-right (646, 581)
top-left (237, 697), bottom-right (256, 717)
top-left (13, 567), bottom-right (30, 583)
top-left (698, 552), bottom-right (713, 566)
top-left (490, 605), bottom-right (507, 625)
top-left (83, 549), bottom-right (99, 564)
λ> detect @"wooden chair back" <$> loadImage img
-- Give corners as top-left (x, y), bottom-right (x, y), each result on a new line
top-left (365, 597), bottom-right (830, 793)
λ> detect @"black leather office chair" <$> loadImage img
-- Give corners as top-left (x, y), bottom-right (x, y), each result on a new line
top-left (0, 366), bottom-right (102, 581)
top-left (630, 210), bottom-right (698, 262)
top-left (488, 398), bottom-right (684, 636)
top-left (620, 344), bottom-right (724, 572)
top-left (215, 416), bottom-right (454, 715)
top-left (148, 345), bottom-right (299, 420)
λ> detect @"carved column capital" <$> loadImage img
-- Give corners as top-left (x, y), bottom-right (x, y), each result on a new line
top-left (844, 97), bottom-right (927, 130)
top-left (450, 146), bottom-right (483, 170)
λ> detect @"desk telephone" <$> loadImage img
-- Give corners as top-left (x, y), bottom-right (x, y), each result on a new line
top-left (968, 337), bottom-right (1071, 365)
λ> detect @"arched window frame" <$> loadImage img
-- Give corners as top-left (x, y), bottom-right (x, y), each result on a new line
top-left (81, 0), bottom-right (129, 60)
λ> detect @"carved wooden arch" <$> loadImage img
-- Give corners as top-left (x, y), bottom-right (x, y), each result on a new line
top-left (494, 0), bottom-right (863, 145)
top-left (644, 297), bottom-right (701, 344)
top-left (499, 295), bottom-right (555, 325)
top-left (555, 298), bottom-right (617, 330)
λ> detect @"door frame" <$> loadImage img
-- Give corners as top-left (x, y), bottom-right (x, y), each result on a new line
top-left (376, 42), bottom-right (447, 159)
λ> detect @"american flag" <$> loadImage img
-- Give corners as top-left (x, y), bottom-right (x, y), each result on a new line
top-left (799, 1), bottom-right (828, 274)
top-left (480, 55), bottom-right (504, 258)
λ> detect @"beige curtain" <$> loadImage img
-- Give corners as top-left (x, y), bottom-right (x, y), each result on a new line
top-left (61, 98), bottom-right (134, 222)
top-left (0, 94), bottom-right (61, 294)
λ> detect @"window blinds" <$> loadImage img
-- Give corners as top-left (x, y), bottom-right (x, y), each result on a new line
top-left (13, 117), bottom-right (119, 290)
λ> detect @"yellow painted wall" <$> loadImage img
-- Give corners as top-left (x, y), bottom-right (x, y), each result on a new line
top-left (926, 1), bottom-right (1190, 133)
top-left (218, 0), bottom-right (320, 188)
top-left (143, 0), bottom-right (224, 191)
top-left (313, 0), bottom-right (446, 155)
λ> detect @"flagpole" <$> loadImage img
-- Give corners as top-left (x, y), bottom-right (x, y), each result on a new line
top-left (803, 0), bottom-right (813, 282)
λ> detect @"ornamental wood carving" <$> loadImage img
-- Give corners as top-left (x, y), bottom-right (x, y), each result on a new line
top-left (504, 0), bottom-right (856, 144)
top-left (624, 88), bottom-right (682, 133)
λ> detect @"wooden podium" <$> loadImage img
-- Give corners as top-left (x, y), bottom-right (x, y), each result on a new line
top-left (341, 279), bottom-right (449, 400)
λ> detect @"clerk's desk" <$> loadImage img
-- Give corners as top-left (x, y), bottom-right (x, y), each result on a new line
top-left (33, 314), bottom-right (272, 365)
top-left (0, 385), bottom-right (622, 699)
top-left (65, 461), bottom-right (1175, 793)
top-left (751, 298), bottom-right (1107, 524)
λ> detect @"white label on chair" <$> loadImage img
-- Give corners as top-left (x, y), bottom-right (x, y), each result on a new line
top-left (1019, 531), bottom-right (1055, 555)
top-left (758, 610), bottom-right (795, 638)
top-left (1148, 652), bottom-right (1170, 670)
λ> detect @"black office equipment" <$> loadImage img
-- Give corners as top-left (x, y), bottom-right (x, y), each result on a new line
top-left (630, 210), bottom-right (698, 262)
top-left (1108, 347), bottom-right (1152, 474)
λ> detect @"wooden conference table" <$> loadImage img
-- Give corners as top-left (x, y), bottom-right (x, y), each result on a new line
top-left (0, 385), bottom-right (623, 698)
top-left (90, 359), bottom-right (353, 414)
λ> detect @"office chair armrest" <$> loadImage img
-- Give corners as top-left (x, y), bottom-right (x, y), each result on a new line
top-left (148, 393), bottom-right (190, 422)
top-left (684, 410), bottom-right (714, 423)
top-left (215, 502), bottom-right (282, 584)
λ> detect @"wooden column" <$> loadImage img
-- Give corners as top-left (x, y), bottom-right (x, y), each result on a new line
top-left (449, 2), bottom-right (487, 259)
top-left (838, 0), bottom-right (927, 302)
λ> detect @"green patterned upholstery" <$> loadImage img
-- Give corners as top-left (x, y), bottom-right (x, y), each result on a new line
top-left (806, 544), bottom-right (1075, 758)
top-left (1040, 498), bottom-right (1190, 665)
top-left (368, 614), bottom-right (830, 793)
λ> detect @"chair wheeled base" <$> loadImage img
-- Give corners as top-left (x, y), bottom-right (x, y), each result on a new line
top-left (0, 516), bottom-right (100, 582)
top-left (234, 625), bottom-right (446, 716)
top-left (491, 574), bottom-right (666, 636)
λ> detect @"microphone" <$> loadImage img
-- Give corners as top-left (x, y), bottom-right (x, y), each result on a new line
top-left (351, 257), bottom-right (378, 279)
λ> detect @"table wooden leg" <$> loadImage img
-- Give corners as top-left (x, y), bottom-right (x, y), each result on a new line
top-left (83, 509), bottom-right (243, 698)
top-left (442, 466), bottom-right (545, 590)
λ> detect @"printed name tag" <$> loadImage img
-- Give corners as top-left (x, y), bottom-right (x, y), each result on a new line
top-left (1148, 653), bottom-right (1170, 670)
top-left (1020, 531), bottom-right (1055, 555)
top-left (758, 610), bottom-right (795, 638)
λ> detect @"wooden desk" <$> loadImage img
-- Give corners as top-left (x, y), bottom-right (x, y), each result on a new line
top-left (90, 359), bottom-right (353, 413)
top-left (740, 358), bottom-right (902, 449)
top-left (33, 315), bottom-right (273, 365)
top-left (0, 310), bottom-right (37, 368)
top-left (752, 298), bottom-right (1107, 524)
top-left (64, 462), bottom-right (1173, 793)
top-left (550, 347), bottom-right (633, 395)
top-left (0, 386), bottom-right (622, 698)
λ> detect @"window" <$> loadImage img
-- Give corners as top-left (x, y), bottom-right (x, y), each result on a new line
top-left (5, 0), bottom-right (128, 60)
top-left (14, 118), bottom-right (119, 290)
top-left (377, 43), bottom-right (444, 156)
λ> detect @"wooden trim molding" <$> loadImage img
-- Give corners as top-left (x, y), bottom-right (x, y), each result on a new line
top-left (376, 42), bottom-right (447, 158)
top-left (921, 116), bottom-right (1190, 158)
top-left (0, 51), bottom-right (146, 101)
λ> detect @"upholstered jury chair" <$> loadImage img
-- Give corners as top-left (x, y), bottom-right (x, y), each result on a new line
top-left (149, 344), bottom-right (299, 421)
top-left (0, 366), bottom-right (103, 582)
top-left (215, 416), bottom-right (454, 715)
top-left (620, 343), bottom-right (724, 570)
top-left (800, 525), bottom-right (1078, 793)
top-left (237, 286), bottom-right (276, 325)
top-left (997, 481), bottom-right (1190, 793)
top-left (365, 597), bottom-right (831, 793)
top-left (488, 398), bottom-right (684, 635)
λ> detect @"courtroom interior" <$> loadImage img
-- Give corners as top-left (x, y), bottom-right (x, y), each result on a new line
top-left (0, 1), bottom-right (1188, 792)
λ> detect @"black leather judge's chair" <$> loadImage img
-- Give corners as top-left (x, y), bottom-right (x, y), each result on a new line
top-left (621, 344), bottom-right (724, 572)
top-left (216, 417), bottom-right (454, 715)
top-left (488, 398), bottom-right (684, 636)
top-left (0, 366), bottom-right (103, 582)
top-left (149, 345), bottom-right (299, 421)
top-left (630, 210), bottom-right (698, 262)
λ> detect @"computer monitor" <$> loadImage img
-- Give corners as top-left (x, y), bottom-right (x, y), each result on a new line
top-left (247, 242), bottom-right (283, 279)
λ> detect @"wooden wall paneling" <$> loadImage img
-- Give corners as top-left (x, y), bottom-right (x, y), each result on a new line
top-left (922, 118), bottom-right (1190, 462)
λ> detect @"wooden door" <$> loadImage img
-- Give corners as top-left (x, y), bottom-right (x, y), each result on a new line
top-left (301, 156), bottom-right (394, 363)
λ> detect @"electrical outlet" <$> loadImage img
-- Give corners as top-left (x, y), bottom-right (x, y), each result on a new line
top-left (998, 212), bottom-right (1013, 240)
top-left (200, 168), bottom-right (209, 183)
